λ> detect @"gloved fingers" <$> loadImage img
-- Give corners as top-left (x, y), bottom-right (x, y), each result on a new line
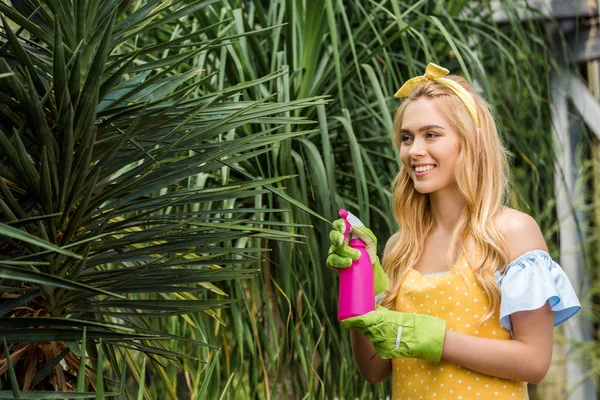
top-left (341, 316), bottom-right (367, 331)
top-left (329, 229), bottom-right (344, 247)
top-left (341, 308), bottom-right (382, 330)
top-left (332, 218), bottom-right (345, 233)
top-left (335, 244), bottom-right (360, 260)
top-left (326, 252), bottom-right (353, 269)
top-left (327, 240), bottom-right (361, 260)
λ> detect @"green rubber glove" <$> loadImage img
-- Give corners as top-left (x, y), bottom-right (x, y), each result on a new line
top-left (326, 219), bottom-right (389, 296)
top-left (342, 305), bottom-right (446, 362)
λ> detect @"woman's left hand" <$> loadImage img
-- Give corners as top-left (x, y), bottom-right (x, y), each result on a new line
top-left (342, 305), bottom-right (447, 362)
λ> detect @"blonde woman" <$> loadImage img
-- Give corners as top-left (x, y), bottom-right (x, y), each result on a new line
top-left (326, 63), bottom-right (581, 399)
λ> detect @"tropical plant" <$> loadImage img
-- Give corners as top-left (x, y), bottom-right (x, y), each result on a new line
top-left (0, 0), bottom-right (325, 397)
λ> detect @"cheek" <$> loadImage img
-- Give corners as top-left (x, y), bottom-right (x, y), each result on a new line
top-left (438, 143), bottom-right (460, 165)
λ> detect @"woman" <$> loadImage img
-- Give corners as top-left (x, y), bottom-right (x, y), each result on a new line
top-left (327, 63), bottom-right (581, 399)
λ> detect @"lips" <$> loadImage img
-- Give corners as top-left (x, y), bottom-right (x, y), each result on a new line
top-left (412, 164), bottom-right (436, 178)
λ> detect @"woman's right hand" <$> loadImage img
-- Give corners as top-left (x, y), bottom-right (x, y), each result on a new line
top-left (326, 219), bottom-right (361, 269)
top-left (326, 219), bottom-right (389, 295)
top-left (328, 220), bottom-right (395, 383)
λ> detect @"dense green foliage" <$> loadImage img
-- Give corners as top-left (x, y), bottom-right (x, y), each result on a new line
top-left (0, 0), bottom-right (324, 397)
top-left (0, 0), bottom-right (589, 399)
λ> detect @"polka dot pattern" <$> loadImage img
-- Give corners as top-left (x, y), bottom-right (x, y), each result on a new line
top-left (392, 259), bottom-right (528, 399)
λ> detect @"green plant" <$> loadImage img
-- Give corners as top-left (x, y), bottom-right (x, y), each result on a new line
top-left (0, 0), bottom-right (324, 397)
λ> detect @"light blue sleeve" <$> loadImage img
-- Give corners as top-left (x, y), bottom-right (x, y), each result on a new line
top-left (496, 250), bottom-right (581, 337)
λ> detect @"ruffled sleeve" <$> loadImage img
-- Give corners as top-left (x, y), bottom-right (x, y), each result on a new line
top-left (496, 250), bottom-right (581, 336)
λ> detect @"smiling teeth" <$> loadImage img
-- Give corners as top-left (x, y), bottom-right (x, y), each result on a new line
top-left (415, 165), bottom-right (435, 172)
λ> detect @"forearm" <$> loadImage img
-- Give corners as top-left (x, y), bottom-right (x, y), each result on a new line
top-left (442, 330), bottom-right (551, 384)
top-left (350, 330), bottom-right (392, 383)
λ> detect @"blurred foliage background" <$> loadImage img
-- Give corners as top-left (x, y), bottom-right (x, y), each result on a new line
top-left (0, 0), bottom-right (595, 399)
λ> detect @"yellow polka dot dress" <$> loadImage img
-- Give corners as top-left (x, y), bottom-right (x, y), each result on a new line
top-left (392, 257), bottom-right (528, 400)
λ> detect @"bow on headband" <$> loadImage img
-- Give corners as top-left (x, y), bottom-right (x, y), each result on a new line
top-left (394, 63), bottom-right (480, 128)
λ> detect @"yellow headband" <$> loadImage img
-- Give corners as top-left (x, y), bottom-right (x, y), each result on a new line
top-left (394, 63), bottom-right (480, 127)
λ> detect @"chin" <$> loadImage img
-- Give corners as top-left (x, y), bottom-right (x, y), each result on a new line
top-left (412, 185), bottom-right (437, 194)
top-left (412, 180), bottom-right (457, 195)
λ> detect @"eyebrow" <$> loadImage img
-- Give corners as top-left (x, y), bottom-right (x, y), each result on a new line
top-left (399, 125), bottom-right (446, 134)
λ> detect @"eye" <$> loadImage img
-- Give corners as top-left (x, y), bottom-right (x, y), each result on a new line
top-left (401, 135), bottom-right (413, 143)
top-left (426, 132), bottom-right (439, 139)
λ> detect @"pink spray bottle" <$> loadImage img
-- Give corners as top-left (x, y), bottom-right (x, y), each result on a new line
top-left (337, 209), bottom-right (375, 321)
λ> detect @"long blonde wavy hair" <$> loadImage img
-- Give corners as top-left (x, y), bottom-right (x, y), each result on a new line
top-left (379, 75), bottom-right (512, 323)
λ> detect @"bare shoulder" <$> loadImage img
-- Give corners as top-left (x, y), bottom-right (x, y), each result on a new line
top-left (496, 208), bottom-right (548, 261)
top-left (383, 232), bottom-right (401, 259)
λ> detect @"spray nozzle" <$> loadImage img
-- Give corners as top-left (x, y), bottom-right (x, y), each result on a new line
top-left (339, 209), bottom-right (351, 242)
top-left (338, 209), bottom-right (365, 242)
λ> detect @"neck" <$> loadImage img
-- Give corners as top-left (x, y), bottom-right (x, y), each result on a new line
top-left (429, 184), bottom-right (467, 233)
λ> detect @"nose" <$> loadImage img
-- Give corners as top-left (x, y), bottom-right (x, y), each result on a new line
top-left (407, 137), bottom-right (427, 158)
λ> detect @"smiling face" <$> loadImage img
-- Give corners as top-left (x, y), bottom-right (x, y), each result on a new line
top-left (399, 97), bottom-right (462, 195)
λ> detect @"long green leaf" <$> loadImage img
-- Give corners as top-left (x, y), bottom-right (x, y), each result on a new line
top-left (3, 338), bottom-right (21, 398)
top-left (0, 265), bottom-right (123, 298)
top-left (0, 223), bottom-right (81, 258)
top-left (76, 327), bottom-right (88, 392)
